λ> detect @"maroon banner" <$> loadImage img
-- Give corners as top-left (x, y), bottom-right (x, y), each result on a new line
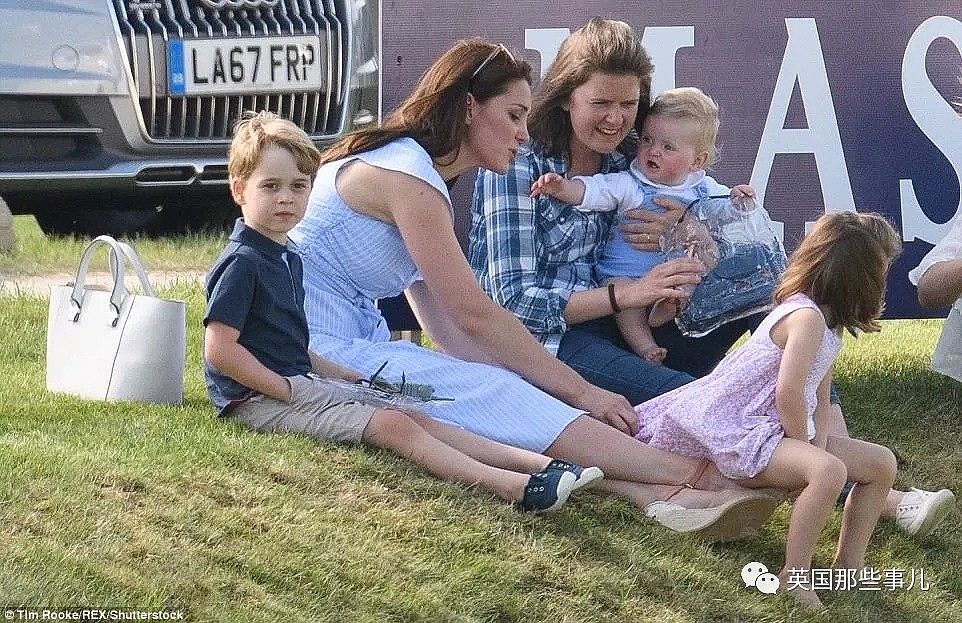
top-left (382, 2), bottom-right (962, 319)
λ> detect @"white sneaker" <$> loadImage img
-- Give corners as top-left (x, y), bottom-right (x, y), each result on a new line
top-left (895, 488), bottom-right (956, 537)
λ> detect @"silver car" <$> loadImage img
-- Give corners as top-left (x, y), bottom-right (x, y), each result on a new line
top-left (0, 0), bottom-right (379, 235)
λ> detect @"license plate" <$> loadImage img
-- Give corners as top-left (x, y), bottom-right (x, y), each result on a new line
top-left (167, 36), bottom-right (324, 96)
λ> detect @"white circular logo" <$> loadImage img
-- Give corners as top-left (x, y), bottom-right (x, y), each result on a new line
top-left (741, 562), bottom-right (768, 588)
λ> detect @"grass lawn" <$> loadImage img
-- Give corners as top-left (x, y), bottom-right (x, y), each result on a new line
top-left (0, 217), bottom-right (960, 622)
top-left (0, 216), bottom-right (227, 276)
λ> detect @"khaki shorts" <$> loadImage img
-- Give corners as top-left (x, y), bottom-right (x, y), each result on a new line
top-left (227, 374), bottom-right (377, 443)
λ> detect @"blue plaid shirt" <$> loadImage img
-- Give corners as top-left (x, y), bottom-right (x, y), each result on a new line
top-left (469, 144), bottom-right (629, 353)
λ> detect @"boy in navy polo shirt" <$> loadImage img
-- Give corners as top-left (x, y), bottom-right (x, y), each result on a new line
top-left (203, 111), bottom-right (601, 512)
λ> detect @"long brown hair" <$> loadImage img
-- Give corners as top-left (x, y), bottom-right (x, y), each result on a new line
top-left (528, 17), bottom-right (654, 158)
top-left (321, 39), bottom-right (531, 165)
top-left (774, 212), bottom-right (902, 333)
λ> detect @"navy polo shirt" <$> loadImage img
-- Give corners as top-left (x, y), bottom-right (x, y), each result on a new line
top-left (203, 218), bottom-right (312, 415)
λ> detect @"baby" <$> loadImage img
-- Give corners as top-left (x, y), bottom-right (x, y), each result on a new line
top-left (531, 87), bottom-right (753, 362)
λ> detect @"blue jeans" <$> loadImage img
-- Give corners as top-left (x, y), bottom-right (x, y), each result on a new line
top-left (557, 312), bottom-right (841, 403)
top-left (557, 314), bottom-right (761, 406)
top-left (652, 311), bottom-right (765, 378)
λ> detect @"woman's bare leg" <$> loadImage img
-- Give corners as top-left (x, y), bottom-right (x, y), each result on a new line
top-left (595, 479), bottom-right (756, 509)
top-left (413, 411), bottom-right (762, 512)
top-left (543, 416), bottom-right (780, 539)
top-left (546, 415), bottom-right (742, 491)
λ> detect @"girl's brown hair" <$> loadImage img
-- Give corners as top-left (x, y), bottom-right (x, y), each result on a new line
top-left (528, 17), bottom-right (654, 158)
top-left (228, 110), bottom-right (321, 182)
top-left (320, 39), bottom-right (531, 165)
top-left (774, 212), bottom-right (902, 333)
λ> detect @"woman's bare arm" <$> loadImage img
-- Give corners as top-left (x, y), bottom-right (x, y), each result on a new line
top-left (405, 279), bottom-right (499, 365)
top-left (561, 259), bottom-right (703, 325)
top-left (917, 258), bottom-right (962, 308)
top-left (380, 168), bottom-right (640, 433)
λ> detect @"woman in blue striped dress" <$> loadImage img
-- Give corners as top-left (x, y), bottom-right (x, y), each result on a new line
top-left (288, 38), bottom-right (778, 539)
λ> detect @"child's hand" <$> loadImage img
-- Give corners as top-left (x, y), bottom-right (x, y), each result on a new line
top-left (730, 184), bottom-right (755, 199)
top-left (530, 172), bottom-right (566, 198)
top-left (677, 217), bottom-right (720, 271)
top-left (730, 185), bottom-right (757, 213)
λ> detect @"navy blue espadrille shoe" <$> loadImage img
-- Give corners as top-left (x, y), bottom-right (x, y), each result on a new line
top-left (519, 469), bottom-right (577, 513)
top-left (545, 459), bottom-right (604, 491)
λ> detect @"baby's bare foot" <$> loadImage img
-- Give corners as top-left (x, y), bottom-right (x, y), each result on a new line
top-left (628, 335), bottom-right (665, 363)
top-left (644, 346), bottom-right (667, 363)
top-left (649, 298), bottom-right (680, 327)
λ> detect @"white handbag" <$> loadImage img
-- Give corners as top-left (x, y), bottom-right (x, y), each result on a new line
top-left (45, 235), bottom-right (187, 404)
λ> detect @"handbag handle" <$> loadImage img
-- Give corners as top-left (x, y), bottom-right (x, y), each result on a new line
top-left (109, 241), bottom-right (156, 297)
top-left (69, 235), bottom-right (155, 325)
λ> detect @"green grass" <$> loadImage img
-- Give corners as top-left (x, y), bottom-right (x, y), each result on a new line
top-left (1, 235), bottom-right (960, 621)
top-left (0, 216), bottom-right (227, 275)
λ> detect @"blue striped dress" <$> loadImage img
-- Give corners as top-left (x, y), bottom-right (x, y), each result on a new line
top-left (288, 137), bottom-right (584, 452)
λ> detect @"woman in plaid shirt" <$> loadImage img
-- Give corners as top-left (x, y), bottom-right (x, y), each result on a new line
top-left (470, 18), bottom-right (760, 407)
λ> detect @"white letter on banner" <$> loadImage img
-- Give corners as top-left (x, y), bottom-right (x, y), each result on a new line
top-left (900, 16), bottom-right (962, 243)
top-left (751, 18), bottom-right (855, 235)
top-left (526, 26), bottom-right (693, 92)
top-left (641, 27), bottom-right (694, 97)
top-left (524, 29), bottom-right (570, 80)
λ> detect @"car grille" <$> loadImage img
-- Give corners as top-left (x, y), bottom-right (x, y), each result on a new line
top-left (112, 0), bottom-right (345, 143)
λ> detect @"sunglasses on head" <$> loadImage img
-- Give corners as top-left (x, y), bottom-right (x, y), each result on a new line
top-left (470, 43), bottom-right (515, 81)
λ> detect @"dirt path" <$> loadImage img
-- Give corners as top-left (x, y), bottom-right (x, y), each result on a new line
top-left (0, 270), bottom-right (206, 296)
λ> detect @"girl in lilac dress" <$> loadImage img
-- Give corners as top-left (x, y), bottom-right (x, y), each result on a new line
top-left (634, 212), bottom-right (903, 608)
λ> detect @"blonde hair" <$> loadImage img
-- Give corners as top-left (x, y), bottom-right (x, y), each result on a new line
top-left (529, 17), bottom-right (653, 158)
top-left (648, 87), bottom-right (720, 166)
top-left (228, 111), bottom-right (321, 183)
top-left (774, 212), bottom-right (902, 333)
